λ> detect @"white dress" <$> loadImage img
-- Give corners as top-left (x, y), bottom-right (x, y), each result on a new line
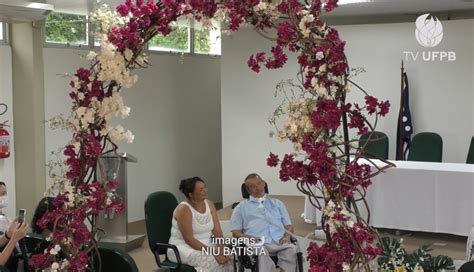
top-left (168, 200), bottom-right (233, 272)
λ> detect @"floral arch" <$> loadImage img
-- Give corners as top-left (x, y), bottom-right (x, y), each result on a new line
top-left (32, 0), bottom-right (393, 271)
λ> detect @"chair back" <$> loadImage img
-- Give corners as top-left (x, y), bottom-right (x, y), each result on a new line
top-left (93, 246), bottom-right (139, 272)
top-left (23, 233), bottom-right (49, 255)
top-left (407, 132), bottom-right (443, 162)
top-left (458, 260), bottom-right (474, 272)
top-left (241, 183), bottom-right (268, 199)
top-left (144, 191), bottom-right (178, 255)
top-left (467, 137), bottom-right (474, 164)
top-left (359, 131), bottom-right (389, 160)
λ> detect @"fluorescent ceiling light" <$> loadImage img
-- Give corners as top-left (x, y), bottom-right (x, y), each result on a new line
top-left (338, 0), bottom-right (372, 5)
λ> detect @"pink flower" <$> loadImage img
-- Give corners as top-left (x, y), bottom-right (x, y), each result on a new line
top-left (248, 55), bottom-right (262, 73)
top-left (379, 100), bottom-right (390, 116)
top-left (266, 152), bottom-right (279, 167)
top-left (29, 253), bottom-right (50, 269)
top-left (365, 95), bottom-right (379, 114)
top-left (311, 99), bottom-right (342, 131)
top-left (75, 68), bottom-right (90, 82)
top-left (107, 180), bottom-right (119, 190)
top-left (323, 0), bottom-right (339, 12)
top-left (265, 46), bottom-right (288, 69)
top-left (116, 3), bottom-right (131, 16)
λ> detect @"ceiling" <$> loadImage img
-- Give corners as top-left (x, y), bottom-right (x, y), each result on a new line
top-left (45, 0), bottom-right (474, 17)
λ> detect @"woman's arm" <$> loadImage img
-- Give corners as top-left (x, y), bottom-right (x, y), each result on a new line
top-left (0, 232), bottom-right (9, 247)
top-left (0, 218), bottom-right (18, 247)
top-left (0, 238), bottom-right (17, 265)
top-left (0, 221), bottom-right (28, 265)
top-left (208, 200), bottom-right (224, 239)
top-left (175, 205), bottom-right (209, 251)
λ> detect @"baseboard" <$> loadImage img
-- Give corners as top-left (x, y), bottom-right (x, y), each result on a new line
top-left (128, 219), bottom-right (146, 235)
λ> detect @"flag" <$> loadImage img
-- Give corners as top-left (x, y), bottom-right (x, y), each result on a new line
top-left (396, 72), bottom-right (413, 160)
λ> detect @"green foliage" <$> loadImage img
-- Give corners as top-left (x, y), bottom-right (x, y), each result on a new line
top-left (378, 237), bottom-right (455, 271)
top-left (148, 25), bottom-right (212, 53)
top-left (194, 28), bottom-right (210, 53)
top-left (149, 26), bottom-right (189, 51)
top-left (45, 13), bottom-right (217, 54)
top-left (45, 12), bottom-right (87, 44)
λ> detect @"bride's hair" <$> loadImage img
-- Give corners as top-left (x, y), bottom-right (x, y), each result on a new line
top-left (179, 176), bottom-right (204, 199)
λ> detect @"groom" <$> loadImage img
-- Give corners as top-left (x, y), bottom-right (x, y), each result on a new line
top-left (230, 173), bottom-right (297, 272)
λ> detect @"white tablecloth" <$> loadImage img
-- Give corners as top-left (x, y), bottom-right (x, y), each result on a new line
top-left (303, 160), bottom-right (474, 236)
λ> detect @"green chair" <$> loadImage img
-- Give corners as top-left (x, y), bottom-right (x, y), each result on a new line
top-left (407, 132), bottom-right (443, 162)
top-left (466, 137), bottom-right (474, 164)
top-left (144, 191), bottom-right (196, 272)
top-left (92, 245), bottom-right (139, 272)
top-left (23, 233), bottom-right (49, 255)
top-left (358, 131), bottom-right (389, 160)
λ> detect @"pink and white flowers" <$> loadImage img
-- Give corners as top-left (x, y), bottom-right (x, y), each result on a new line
top-left (38, 0), bottom-right (392, 270)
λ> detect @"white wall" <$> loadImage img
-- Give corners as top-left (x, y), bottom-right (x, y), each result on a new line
top-left (0, 45), bottom-right (16, 218)
top-left (44, 48), bottom-right (221, 222)
top-left (221, 19), bottom-right (474, 206)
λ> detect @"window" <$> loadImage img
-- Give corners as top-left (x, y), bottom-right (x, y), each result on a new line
top-left (193, 20), bottom-right (221, 55)
top-left (45, 12), bottom-right (88, 46)
top-left (42, 12), bottom-right (222, 56)
top-left (149, 19), bottom-right (190, 53)
top-left (147, 18), bottom-right (221, 55)
top-left (0, 22), bottom-right (4, 42)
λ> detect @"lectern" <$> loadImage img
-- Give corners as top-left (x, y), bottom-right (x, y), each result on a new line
top-left (97, 153), bottom-right (145, 251)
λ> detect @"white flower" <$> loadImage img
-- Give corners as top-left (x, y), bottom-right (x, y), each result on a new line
top-left (124, 130), bottom-right (135, 143)
top-left (72, 141), bottom-right (80, 153)
top-left (74, 106), bottom-right (96, 130)
top-left (64, 181), bottom-right (74, 194)
top-left (60, 260), bottom-right (69, 269)
top-left (135, 55), bottom-right (148, 67)
top-left (95, 41), bottom-right (138, 88)
top-left (97, 92), bottom-right (129, 120)
top-left (51, 262), bottom-right (60, 270)
top-left (315, 84), bottom-right (327, 97)
top-left (66, 193), bottom-right (75, 207)
top-left (49, 244), bottom-right (61, 255)
top-left (342, 263), bottom-right (350, 271)
top-left (299, 14), bottom-right (315, 38)
top-left (316, 51), bottom-right (324, 60)
top-left (108, 125), bottom-right (134, 144)
top-left (254, 1), bottom-right (267, 12)
top-left (77, 92), bottom-right (85, 100)
top-left (344, 83), bottom-right (352, 92)
top-left (319, 64), bottom-right (327, 73)
top-left (121, 106), bottom-right (131, 117)
top-left (329, 84), bottom-right (338, 94)
top-left (86, 51), bottom-right (97, 60)
top-left (213, 8), bottom-right (226, 21)
top-left (124, 48), bottom-right (133, 61)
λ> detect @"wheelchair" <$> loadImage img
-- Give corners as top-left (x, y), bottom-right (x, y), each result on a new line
top-left (233, 183), bottom-right (304, 272)
top-left (234, 239), bottom-right (304, 272)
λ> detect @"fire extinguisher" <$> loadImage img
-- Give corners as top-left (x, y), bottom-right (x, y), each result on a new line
top-left (0, 122), bottom-right (10, 159)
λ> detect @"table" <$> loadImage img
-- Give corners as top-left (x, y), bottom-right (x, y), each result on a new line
top-left (302, 160), bottom-right (474, 236)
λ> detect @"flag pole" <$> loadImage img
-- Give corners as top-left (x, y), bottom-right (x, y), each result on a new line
top-left (396, 60), bottom-right (405, 160)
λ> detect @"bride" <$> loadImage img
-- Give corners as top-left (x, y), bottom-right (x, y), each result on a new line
top-left (168, 177), bottom-right (233, 271)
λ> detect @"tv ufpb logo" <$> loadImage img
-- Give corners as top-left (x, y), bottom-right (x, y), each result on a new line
top-left (403, 13), bottom-right (456, 62)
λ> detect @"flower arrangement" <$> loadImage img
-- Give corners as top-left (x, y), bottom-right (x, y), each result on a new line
top-left (378, 237), bottom-right (455, 272)
top-left (33, 0), bottom-right (393, 271)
